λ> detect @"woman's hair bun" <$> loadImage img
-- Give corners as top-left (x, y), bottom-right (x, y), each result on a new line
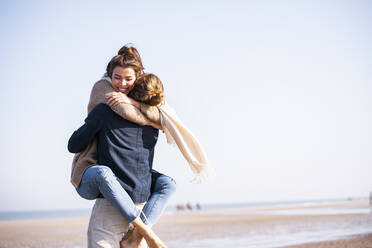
top-left (118, 44), bottom-right (135, 56)
top-left (116, 44), bottom-right (144, 71)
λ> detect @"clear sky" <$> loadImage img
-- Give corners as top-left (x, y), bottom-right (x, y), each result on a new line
top-left (0, 0), bottom-right (371, 211)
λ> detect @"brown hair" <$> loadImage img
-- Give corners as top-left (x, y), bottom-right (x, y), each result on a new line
top-left (128, 73), bottom-right (164, 106)
top-left (106, 44), bottom-right (144, 78)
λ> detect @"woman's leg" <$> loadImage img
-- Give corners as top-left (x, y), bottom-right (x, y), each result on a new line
top-left (78, 165), bottom-right (167, 248)
top-left (121, 170), bottom-right (176, 248)
top-left (142, 170), bottom-right (177, 226)
top-left (77, 165), bottom-right (140, 222)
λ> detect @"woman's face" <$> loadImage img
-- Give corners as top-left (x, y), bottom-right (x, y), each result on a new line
top-left (111, 66), bottom-right (136, 94)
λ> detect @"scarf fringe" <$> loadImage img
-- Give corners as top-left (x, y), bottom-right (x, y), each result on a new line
top-left (158, 102), bottom-right (212, 183)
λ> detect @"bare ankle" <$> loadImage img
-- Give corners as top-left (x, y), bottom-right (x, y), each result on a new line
top-left (131, 217), bottom-right (166, 248)
top-left (120, 229), bottom-right (143, 248)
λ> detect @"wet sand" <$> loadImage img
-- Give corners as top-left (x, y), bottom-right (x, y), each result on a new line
top-left (155, 208), bottom-right (372, 247)
top-left (0, 200), bottom-right (370, 248)
top-left (286, 233), bottom-right (372, 248)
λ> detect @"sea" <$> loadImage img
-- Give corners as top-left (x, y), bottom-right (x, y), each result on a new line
top-left (0, 197), bottom-right (367, 221)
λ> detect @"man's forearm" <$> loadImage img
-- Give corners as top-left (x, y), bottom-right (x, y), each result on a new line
top-left (68, 119), bottom-right (101, 153)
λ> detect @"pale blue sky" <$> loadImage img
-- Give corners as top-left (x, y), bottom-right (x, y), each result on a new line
top-left (0, 0), bottom-right (371, 211)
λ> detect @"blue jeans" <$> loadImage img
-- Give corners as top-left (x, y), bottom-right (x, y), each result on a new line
top-left (142, 169), bottom-right (177, 226)
top-left (77, 165), bottom-right (176, 225)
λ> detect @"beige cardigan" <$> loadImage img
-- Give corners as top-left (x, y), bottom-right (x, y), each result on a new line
top-left (70, 79), bottom-right (160, 188)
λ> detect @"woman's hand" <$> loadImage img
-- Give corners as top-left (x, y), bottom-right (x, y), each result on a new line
top-left (106, 92), bottom-right (138, 107)
top-left (149, 122), bottom-right (163, 130)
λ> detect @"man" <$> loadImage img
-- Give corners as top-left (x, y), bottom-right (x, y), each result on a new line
top-left (68, 103), bottom-right (167, 248)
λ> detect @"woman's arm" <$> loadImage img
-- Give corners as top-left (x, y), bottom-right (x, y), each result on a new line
top-left (139, 103), bottom-right (161, 125)
top-left (106, 91), bottom-right (161, 125)
top-left (89, 80), bottom-right (160, 127)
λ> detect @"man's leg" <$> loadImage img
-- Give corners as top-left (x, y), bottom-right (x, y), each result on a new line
top-left (88, 199), bottom-right (146, 248)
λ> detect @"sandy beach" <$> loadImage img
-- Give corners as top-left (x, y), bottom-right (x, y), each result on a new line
top-left (0, 200), bottom-right (371, 248)
top-left (286, 233), bottom-right (372, 248)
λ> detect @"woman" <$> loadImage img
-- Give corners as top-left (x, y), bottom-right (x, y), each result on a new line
top-left (70, 45), bottom-right (175, 248)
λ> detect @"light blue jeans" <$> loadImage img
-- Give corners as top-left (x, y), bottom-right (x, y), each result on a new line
top-left (142, 169), bottom-right (177, 226)
top-left (77, 165), bottom-right (176, 225)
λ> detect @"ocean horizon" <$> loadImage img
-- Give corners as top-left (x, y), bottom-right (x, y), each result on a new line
top-left (0, 197), bottom-right (366, 221)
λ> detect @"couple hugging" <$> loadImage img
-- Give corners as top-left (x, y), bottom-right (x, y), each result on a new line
top-left (68, 45), bottom-right (210, 248)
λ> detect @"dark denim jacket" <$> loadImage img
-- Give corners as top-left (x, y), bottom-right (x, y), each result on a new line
top-left (68, 103), bottom-right (159, 202)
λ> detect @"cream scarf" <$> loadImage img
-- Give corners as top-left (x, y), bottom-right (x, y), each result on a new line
top-left (101, 74), bottom-right (212, 183)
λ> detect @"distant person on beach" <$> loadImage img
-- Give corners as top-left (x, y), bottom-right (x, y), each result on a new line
top-left (186, 202), bottom-right (193, 211)
top-left (196, 203), bottom-right (201, 210)
top-left (69, 46), bottom-right (175, 248)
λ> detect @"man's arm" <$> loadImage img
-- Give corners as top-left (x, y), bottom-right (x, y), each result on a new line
top-left (68, 105), bottom-right (103, 153)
